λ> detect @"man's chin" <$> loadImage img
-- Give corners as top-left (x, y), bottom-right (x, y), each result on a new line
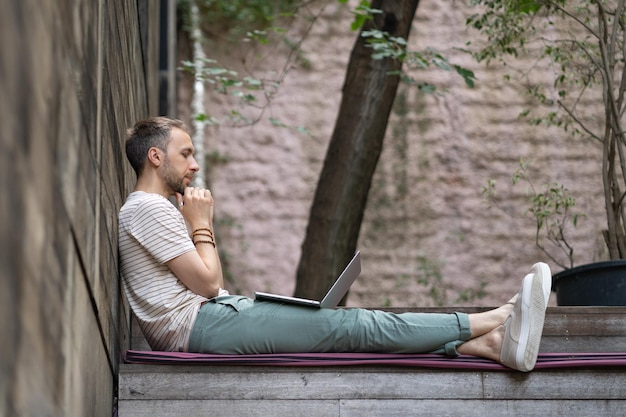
top-left (167, 183), bottom-right (186, 196)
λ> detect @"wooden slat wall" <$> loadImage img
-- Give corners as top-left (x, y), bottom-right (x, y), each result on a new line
top-left (120, 399), bottom-right (626, 417)
top-left (0, 1), bottom-right (161, 416)
top-left (119, 365), bottom-right (626, 416)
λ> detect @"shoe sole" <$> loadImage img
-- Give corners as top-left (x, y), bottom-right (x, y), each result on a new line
top-left (516, 262), bottom-right (551, 371)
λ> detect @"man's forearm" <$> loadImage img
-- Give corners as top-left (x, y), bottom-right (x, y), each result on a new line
top-left (193, 239), bottom-right (225, 291)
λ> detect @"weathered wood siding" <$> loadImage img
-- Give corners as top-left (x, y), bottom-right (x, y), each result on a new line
top-left (119, 367), bottom-right (626, 417)
top-left (0, 1), bottom-right (160, 416)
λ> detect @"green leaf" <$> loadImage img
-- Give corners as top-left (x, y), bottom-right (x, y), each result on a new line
top-left (453, 65), bottom-right (477, 88)
top-left (269, 117), bottom-right (286, 127)
top-left (418, 83), bottom-right (437, 94)
top-left (350, 2), bottom-right (380, 31)
top-left (295, 125), bottom-right (310, 135)
top-left (513, 0), bottom-right (542, 14)
top-left (244, 77), bottom-right (263, 87)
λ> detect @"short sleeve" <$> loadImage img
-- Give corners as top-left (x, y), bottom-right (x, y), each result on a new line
top-left (128, 196), bottom-right (195, 264)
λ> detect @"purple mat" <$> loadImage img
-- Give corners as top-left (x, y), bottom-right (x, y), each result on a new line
top-left (124, 350), bottom-right (626, 370)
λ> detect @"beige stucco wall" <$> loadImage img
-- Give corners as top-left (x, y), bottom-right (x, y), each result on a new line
top-left (181, 1), bottom-right (606, 307)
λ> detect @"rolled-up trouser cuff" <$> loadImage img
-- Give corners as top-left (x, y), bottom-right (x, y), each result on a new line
top-left (442, 312), bottom-right (472, 357)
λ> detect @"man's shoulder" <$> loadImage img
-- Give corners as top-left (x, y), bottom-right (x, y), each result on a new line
top-left (120, 192), bottom-right (176, 220)
top-left (123, 192), bottom-right (172, 208)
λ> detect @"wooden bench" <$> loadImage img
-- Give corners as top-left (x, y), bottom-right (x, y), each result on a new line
top-left (118, 307), bottom-right (626, 416)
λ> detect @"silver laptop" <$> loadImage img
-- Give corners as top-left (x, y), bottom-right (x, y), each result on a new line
top-left (254, 251), bottom-right (361, 308)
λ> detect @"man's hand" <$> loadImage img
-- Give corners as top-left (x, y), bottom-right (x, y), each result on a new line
top-left (177, 187), bottom-right (215, 230)
top-left (168, 186), bottom-right (224, 298)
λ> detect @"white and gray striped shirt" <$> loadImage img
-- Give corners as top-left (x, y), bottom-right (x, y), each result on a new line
top-left (118, 191), bottom-right (208, 351)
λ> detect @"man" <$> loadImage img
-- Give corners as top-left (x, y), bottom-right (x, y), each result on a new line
top-left (119, 116), bottom-right (552, 371)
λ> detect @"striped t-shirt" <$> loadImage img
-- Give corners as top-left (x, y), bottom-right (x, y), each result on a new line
top-left (118, 191), bottom-right (208, 351)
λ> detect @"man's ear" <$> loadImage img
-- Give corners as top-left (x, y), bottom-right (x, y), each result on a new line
top-left (147, 147), bottom-right (163, 167)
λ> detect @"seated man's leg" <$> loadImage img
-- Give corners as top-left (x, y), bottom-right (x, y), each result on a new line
top-left (188, 295), bottom-right (472, 355)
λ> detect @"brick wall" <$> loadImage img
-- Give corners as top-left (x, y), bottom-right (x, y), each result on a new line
top-left (181, 1), bottom-right (607, 307)
top-left (0, 1), bottom-right (160, 416)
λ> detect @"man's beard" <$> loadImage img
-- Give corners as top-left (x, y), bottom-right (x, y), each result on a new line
top-left (162, 158), bottom-right (187, 195)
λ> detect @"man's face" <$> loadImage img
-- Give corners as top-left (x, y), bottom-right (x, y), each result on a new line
top-left (161, 128), bottom-right (199, 195)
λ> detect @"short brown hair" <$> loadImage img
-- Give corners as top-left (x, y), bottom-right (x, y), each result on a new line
top-left (125, 117), bottom-right (188, 175)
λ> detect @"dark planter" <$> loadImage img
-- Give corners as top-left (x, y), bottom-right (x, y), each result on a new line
top-left (552, 260), bottom-right (626, 306)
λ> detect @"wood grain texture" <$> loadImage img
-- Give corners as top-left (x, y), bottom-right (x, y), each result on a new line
top-left (0, 1), bottom-right (161, 416)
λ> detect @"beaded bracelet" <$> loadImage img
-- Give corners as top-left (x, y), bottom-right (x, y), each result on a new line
top-left (192, 232), bottom-right (214, 239)
top-left (193, 239), bottom-right (216, 247)
top-left (192, 227), bottom-right (214, 238)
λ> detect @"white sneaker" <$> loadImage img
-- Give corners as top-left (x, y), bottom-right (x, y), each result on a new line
top-left (499, 262), bottom-right (551, 371)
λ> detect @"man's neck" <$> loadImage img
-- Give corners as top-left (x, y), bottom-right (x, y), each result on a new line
top-left (134, 176), bottom-right (171, 199)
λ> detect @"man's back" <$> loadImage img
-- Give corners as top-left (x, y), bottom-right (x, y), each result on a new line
top-left (118, 191), bottom-right (205, 351)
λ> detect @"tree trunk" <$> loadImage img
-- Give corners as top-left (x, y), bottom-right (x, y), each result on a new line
top-left (189, 0), bottom-right (207, 188)
top-left (294, 0), bottom-right (420, 301)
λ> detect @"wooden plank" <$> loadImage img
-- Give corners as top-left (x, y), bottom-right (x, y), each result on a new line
top-left (119, 367), bottom-right (483, 401)
top-left (119, 366), bottom-right (626, 401)
top-left (481, 370), bottom-right (626, 399)
top-left (542, 309), bottom-right (626, 336)
top-left (117, 398), bottom-right (626, 417)
top-left (340, 399), bottom-right (626, 417)
top-left (66, 252), bottom-right (114, 417)
top-left (130, 315), bottom-right (151, 351)
top-left (118, 400), bottom-right (339, 417)
top-left (539, 336), bottom-right (626, 352)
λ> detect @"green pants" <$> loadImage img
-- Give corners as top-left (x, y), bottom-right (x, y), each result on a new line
top-left (188, 295), bottom-right (472, 356)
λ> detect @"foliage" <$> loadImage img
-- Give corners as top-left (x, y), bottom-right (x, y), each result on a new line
top-left (414, 255), bottom-right (489, 306)
top-left (177, 0), bottom-right (314, 131)
top-left (466, 0), bottom-right (603, 140)
top-left (351, 3), bottom-right (477, 92)
top-left (178, 0), bottom-right (297, 37)
top-left (179, 0), bottom-right (487, 305)
top-left (483, 159), bottom-right (584, 269)
top-left (361, 30), bottom-right (477, 91)
top-left (415, 256), bottom-right (448, 306)
top-left (467, 0), bottom-right (626, 261)
top-left (179, 1), bottom-right (478, 129)
top-left (179, 57), bottom-right (270, 126)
